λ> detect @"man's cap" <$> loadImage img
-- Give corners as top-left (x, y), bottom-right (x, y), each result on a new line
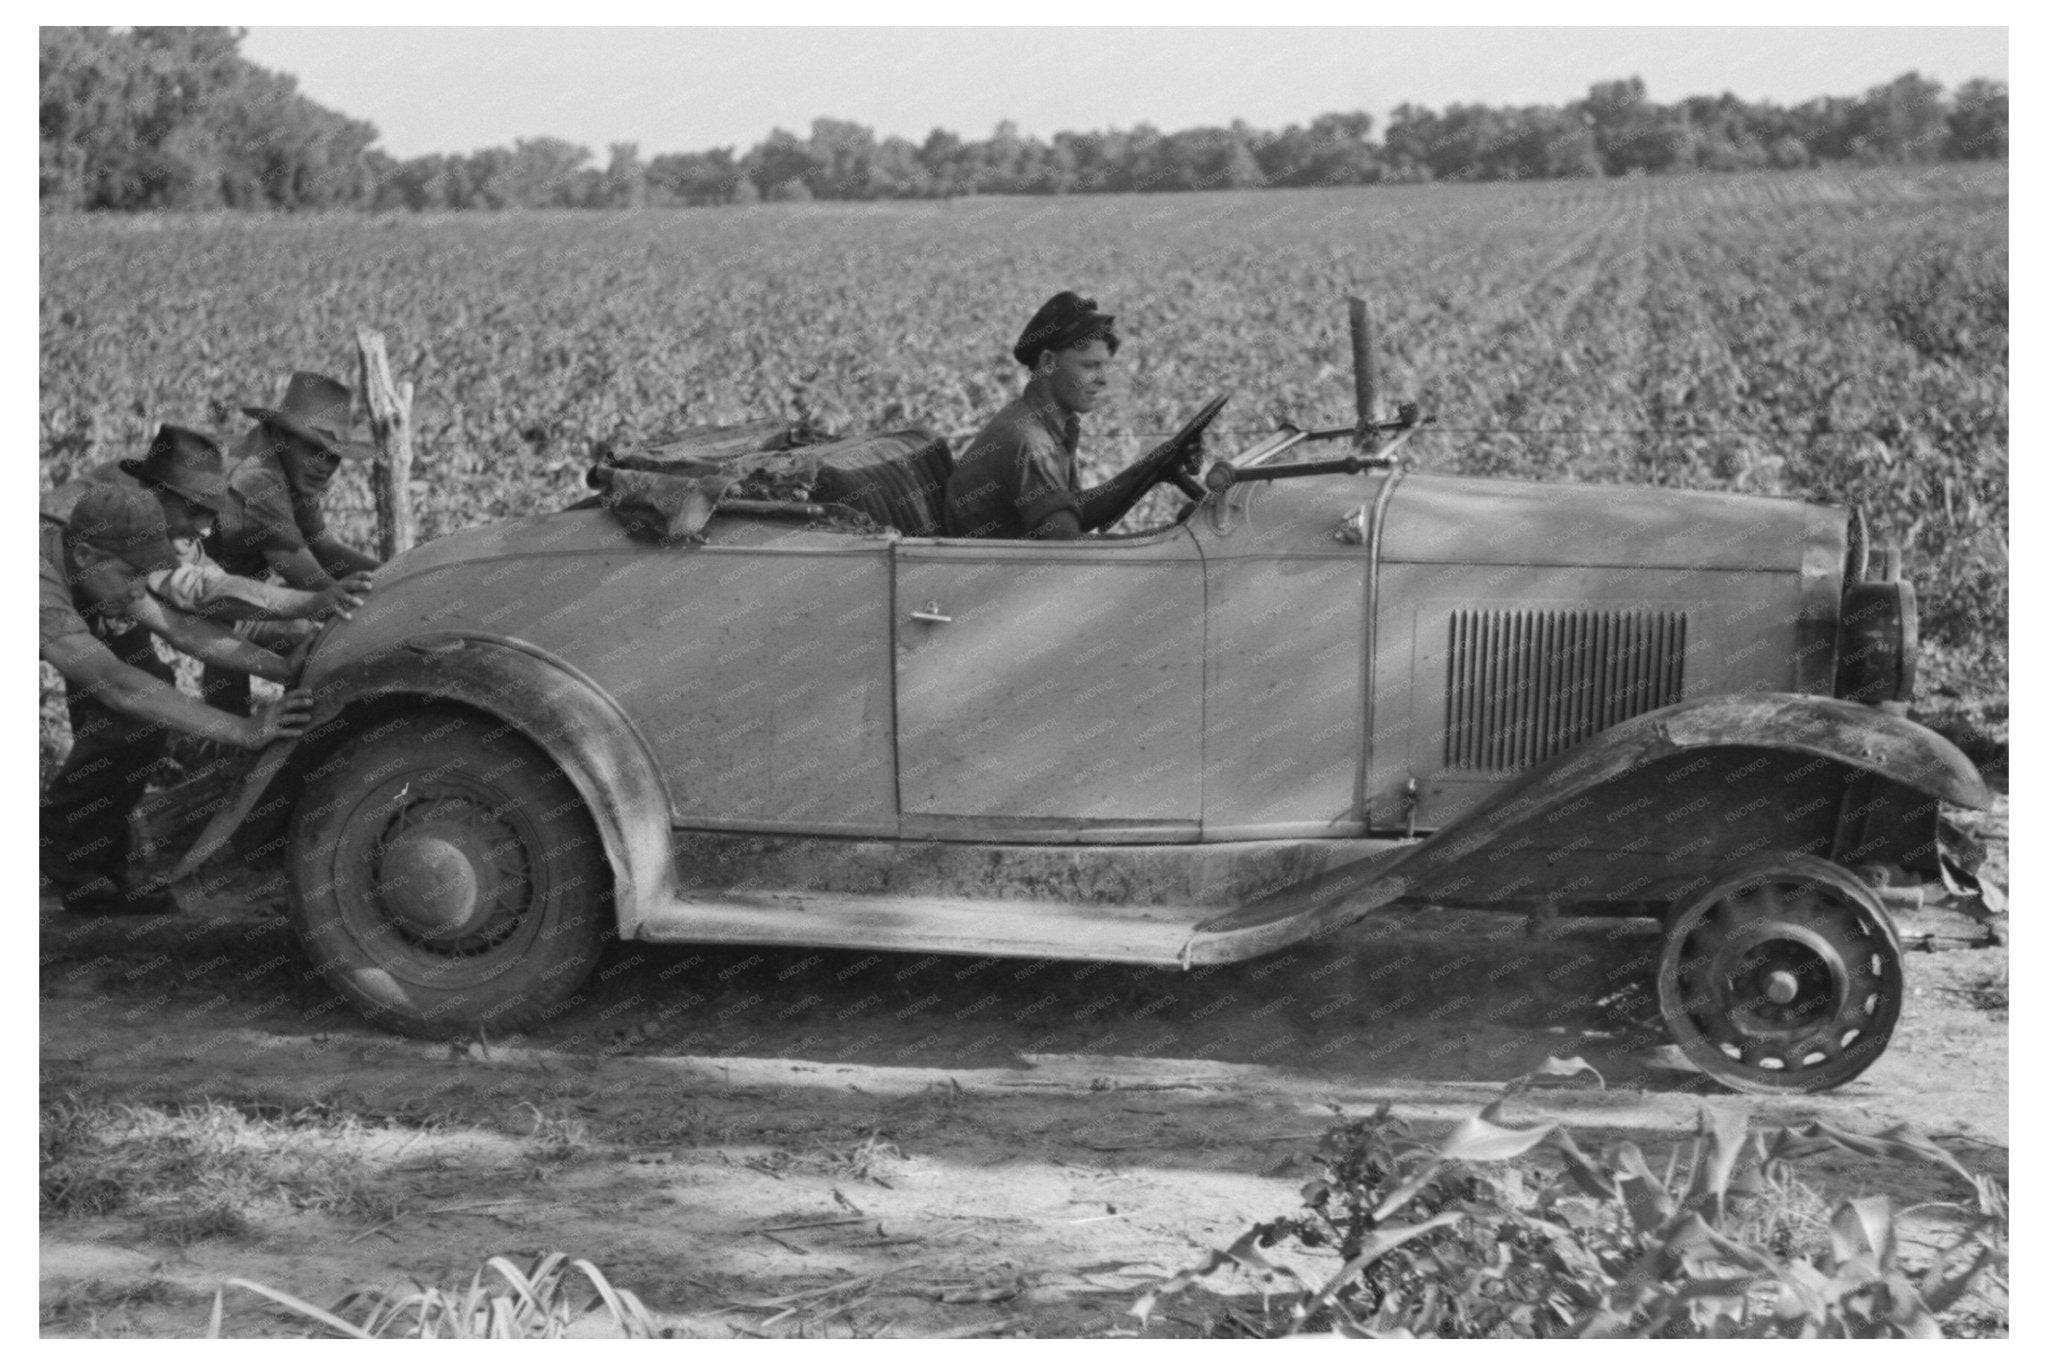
top-left (1013, 291), bottom-right (1119, 368)
top-left (120, 423), bottom-right (228, 514)
top-left (69, 483), bottom-right (181, 573)
top-left (242, 370), bottom-right (377, 461)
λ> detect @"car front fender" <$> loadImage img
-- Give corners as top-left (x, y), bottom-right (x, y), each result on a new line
top-left (168, 631), bottom-right (679, 935)
top-left (1513, 691), bottom-right (1992, 815)
top-left (1189, 692), bottom-right (1993, 958)
top-left (1388, 691), bottom-right (1991, 902)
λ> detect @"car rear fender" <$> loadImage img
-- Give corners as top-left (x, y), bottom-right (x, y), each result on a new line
top-left (169, 632), bottom-right (678, 935)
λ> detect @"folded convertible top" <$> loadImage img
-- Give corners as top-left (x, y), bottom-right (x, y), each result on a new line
top-left (580, 420), bottom-right (954, 543)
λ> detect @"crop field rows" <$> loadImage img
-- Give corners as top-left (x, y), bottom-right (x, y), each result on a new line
top-left (36, 165), bottom-right (2012, 1339)
top-left (40, 166), bottom-right (2006, 693)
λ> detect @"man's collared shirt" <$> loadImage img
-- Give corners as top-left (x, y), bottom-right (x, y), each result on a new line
top-left (214, 428), bottom-right (328, 578)
top-left (944, 379), bottom-right (1082, 539)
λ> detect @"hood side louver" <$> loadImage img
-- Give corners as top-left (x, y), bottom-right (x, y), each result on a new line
top-left (1445, 608), bottom-right (1687, 771)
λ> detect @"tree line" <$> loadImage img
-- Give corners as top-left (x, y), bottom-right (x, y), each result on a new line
top-left (42, 26), bottom-right (2009, 213)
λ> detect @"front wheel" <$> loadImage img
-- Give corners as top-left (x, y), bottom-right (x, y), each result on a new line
top-left (289, 710), bottom-right (610, 1036)
top-left (1655, 853), bottom-right (1904, 1094)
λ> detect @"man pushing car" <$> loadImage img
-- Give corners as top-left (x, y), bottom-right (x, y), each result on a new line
top-left (41, 421), bottom-right (373, 635)
top-left (40, 483), bottom-right (314, 915)
top-left (205, 370), bottom-right (386, 713)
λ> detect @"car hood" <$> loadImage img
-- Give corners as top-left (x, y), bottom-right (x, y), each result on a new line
top-left (372, 508), bottom-right (636, 585)
top-left (1379, 473), bottom-right (1845, 575)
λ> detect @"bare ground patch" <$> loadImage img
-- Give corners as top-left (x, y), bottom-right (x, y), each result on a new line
top-left (41, 816), bottom-right (2007, 1338)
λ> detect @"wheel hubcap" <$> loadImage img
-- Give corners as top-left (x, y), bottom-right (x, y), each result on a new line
top-left (1716, 919), bottom-right (1850, 1041)
top-left (1762, 969), bottom-right (1801, 1005)
top-left (379, 832), bottom-right (486, 937)
top-left (367, 794), bottom-right (534, 954)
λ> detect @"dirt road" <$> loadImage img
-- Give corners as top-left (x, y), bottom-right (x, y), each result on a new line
top-left (40, 807), bottom-right (2007, 1338)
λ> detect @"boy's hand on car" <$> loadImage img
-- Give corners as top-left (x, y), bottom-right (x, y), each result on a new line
top-left (245, 690), bottom-right (316, 749)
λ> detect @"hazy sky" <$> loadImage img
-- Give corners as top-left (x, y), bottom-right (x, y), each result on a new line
top-left (237, 26), bottom-right (2010, 160)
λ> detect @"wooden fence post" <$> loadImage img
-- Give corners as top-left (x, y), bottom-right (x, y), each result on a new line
top-left (355, 327), bottom-right (416, 559)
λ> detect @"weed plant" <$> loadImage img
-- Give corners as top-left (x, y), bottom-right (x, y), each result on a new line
top-left (1134, 1072), bottom-right (2008, 1338)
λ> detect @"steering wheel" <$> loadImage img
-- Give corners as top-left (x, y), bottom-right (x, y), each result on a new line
top-left (1146, 394), bottom-right (1230, 501)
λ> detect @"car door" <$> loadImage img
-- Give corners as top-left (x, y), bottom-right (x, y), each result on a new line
top-left (1191, 474), bottom-right (1385, 839)
top-left (892, 529), bottom-right (1205, 840)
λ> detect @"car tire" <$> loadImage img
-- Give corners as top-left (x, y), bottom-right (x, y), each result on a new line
top-left (1655, 852), bottom-right (1903, 1095)
top-left (288, 709), bottom-right (610, 1037)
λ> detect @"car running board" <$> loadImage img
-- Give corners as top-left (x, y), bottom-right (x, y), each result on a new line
top-left (629, 844), bottom-right (1418, 968)
top-left (631, 889), bottom-right (1205, 965)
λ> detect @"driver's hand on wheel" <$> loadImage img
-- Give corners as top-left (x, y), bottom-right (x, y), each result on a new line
top-left (1142, 433), bottom-right (1199, 478)
top-left (244, 690), bottom-right (316, 749)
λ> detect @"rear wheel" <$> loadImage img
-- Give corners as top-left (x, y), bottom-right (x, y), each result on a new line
top-left (1655, 854), bottom-right (1904, 1094)
top-left (289, 710), bottom-right (610, 1036)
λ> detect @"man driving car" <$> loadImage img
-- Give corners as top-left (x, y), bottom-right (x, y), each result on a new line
top-left (946, 292), bottom-right (1203, 539)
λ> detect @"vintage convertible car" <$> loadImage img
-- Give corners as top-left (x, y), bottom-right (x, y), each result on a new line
top-left (174, 306), bottom-right (1992, 1095)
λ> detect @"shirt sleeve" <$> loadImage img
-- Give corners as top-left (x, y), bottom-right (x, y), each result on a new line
top-left (40, 554), bottom-right (95, 653)
top-left (148, 558), bottom-right (307, 619)
top-left (297, 490), bottom-right (328, 542)
top-left (1012, 434), bottom-right (1080, 533)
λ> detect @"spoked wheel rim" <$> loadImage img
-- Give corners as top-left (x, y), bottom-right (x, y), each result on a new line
top-left (331, 770), bottom-right (552, 989)
top-left (1657, 861), bottom-right (1903, 1094)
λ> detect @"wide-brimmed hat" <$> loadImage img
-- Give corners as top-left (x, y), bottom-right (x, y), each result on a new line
top-left (242, 371), bottom-right (377, 461)
top-left (120, 424), bottom-right (228, 513)
top-left (1013, 291), bottom-right (1119, 368)
top-left (69, 483), bottom-right (181, 574)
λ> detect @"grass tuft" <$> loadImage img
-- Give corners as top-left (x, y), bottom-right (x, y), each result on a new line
top-left (40, 1094), bottom-right (383, 1239)
top-left (143, 1199), bottom-right (253, 1247)
top-left (41, 1277), bottom-right (208, 1337)
top-left (212, 1251), bottom-right (659, 1338)
top-left (520, 1102), bottom-right (596, 1163)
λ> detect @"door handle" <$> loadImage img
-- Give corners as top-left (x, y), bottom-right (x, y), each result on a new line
top-left (909, 600), bottom-right (952, 624)
top-left (1333, 506), bottom-right (1368, 545)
